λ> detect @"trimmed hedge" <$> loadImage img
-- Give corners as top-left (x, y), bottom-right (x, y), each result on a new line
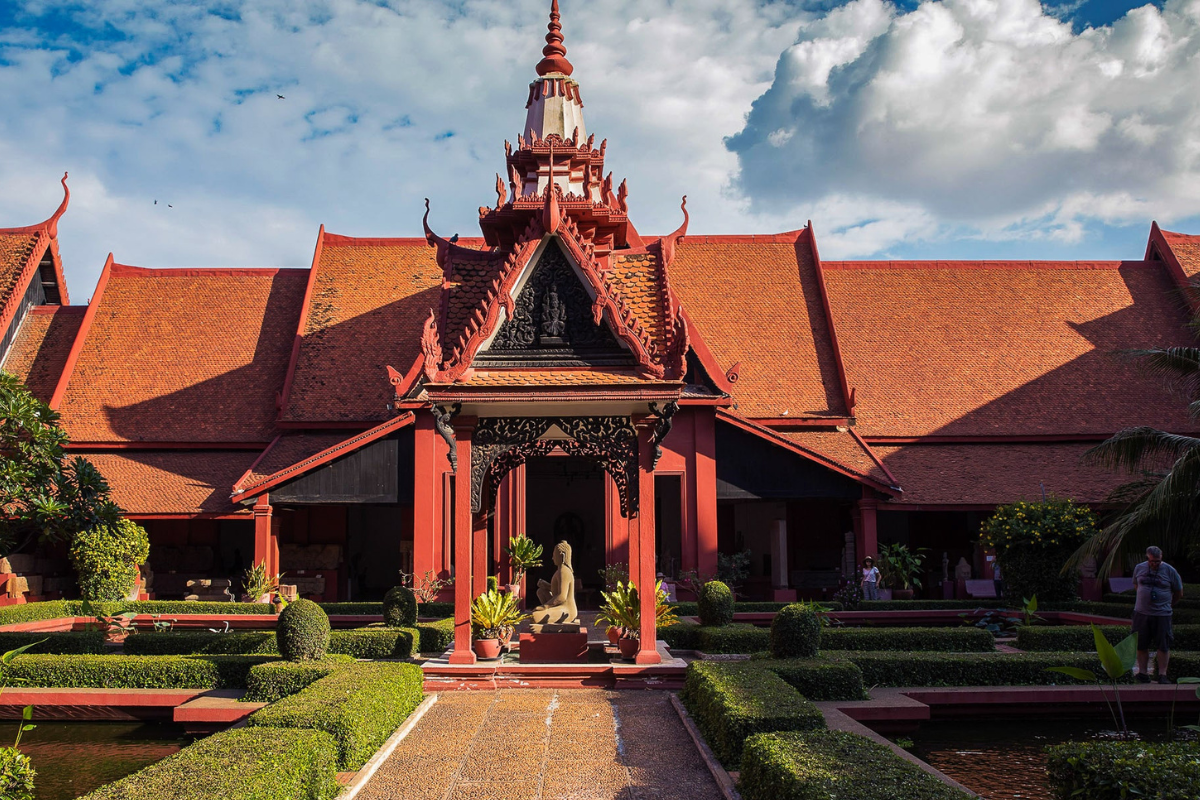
top-left (123, 627), bottom-right (419, 659)
top-left (772, 604), bottom-right (821, 659)
top-left (328, 627), bottom-right (418, 659)
top-left (839, 651), bottom-right (1200, 687)
top-left (277, 599), bottom-right (330, 661)
top-left (248, 661), bottom-right (425, 769)
top-left (739, 731), bottom-right (971, 800)
top-left (383, 587), bottom-right (417, 627)
top-left (0, 601), bottom-right (273, 628)
top-left (698, 581), bottom-right (734, 627)
top-left (757, 659), bottom-right (866, 701)
top-left (244, 657), bottom-right (354, 703)
top-left (682, 661), bottom-right (824, 768)
top-left (0, 654), bottom-right (275, 689)
top-left (820, 627), bottom-right (994, 652)
top-left (418, 601), bottom-right (454, 618)
top-left (316, 602), bottom-right (380, 616)
top-left (1016, 624), bottom-right (1200, 652)
top-left (0, 601), bottom-right (75, 626)
top-left (672, 601), bottom-right (842, 617)
top-left (79, 726), bottom-right (340, 800)
top-left (416, 618), bottom-right (455, 653)
top-left (1046, 740), bottom-right (1200, 800)
top-left (857, 599), bottom-right (1005, 611)
top-left (1052, 601), bottom-right (1200, 624)
top-left (0, 631), bottom-right (108, 654)
top-left (661, 622), bottom-right (770, 654)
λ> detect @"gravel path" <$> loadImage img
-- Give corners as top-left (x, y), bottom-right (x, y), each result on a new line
top-left (356, 689), bottom-right (723, 800)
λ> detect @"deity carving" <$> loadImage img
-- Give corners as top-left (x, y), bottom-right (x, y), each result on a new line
top-left (541, 283), bottom-right (567, 344)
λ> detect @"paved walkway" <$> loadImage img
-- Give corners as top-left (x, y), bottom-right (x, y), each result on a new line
top-left (356, 690), bottom-right (723, 800)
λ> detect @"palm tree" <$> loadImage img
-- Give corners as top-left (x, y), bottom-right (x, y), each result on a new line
top-left (1070, 346), bottom-right (1200, 576)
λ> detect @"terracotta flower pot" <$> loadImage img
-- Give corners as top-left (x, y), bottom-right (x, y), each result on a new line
top-left (618, 637), bottom-right (638, 660)
top-left (606, 626), bottom-right (621, 645)
top-left (474, 638), bottom-right (502, 660)
top-left (893, 589), bottom-right (915, 601)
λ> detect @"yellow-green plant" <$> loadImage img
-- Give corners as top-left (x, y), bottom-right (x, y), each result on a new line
top-left (599, 580), bottom-right (677, 639)
top-left (471, 588), bottom-right (527, 640)
top-left (241, 560), bottom-right (281, 600)
top-left (504, 534), bottom-right (543, 586)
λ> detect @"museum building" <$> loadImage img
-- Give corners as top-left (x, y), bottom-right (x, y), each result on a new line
top-left (2, 2), bottom-right (1200, 659)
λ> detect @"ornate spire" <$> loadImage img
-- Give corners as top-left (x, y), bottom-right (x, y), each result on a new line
top-left (536, 0), bottom-right (573, 77)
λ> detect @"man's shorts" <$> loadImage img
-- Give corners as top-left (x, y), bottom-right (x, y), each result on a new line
top-left (1132, 612), bottom-right (1174, 651)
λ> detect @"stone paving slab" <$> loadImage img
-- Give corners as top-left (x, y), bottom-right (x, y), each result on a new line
top-left (355, 690), bottom-right (722, 800)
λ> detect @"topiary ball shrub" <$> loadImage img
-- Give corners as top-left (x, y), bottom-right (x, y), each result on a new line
top-left (276, 598), bottom-right (331, 661)
top-left (771, 603), bottom-right (821, 659)
top-left (697, 581), bottom-right (734, 627)
top-left (0, 746), bottom-right (36, 800)
top-left (382, 586), bottom-right (417, 627)
top-left (69, 519), bottom-right (150, 601)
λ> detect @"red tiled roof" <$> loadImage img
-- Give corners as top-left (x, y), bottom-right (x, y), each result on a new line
top-left (779, 429), bottom-right (894, 487)
top-left (1, 306), bottom-right (84, 402)
top-left (874, 443), bottom-right (1128, 505)
top-left (611, 252), bottom-right (670, 355)
top-left (0, 231), bottom-right (47, 336)
top-left (236, 432), bottom-right (350, 490)
top-left (84, 450), bottom-right (256, 515)
top-left (1160, 229), bottom-right (1200, 280)
top-left (57, 265), bottom-right (308, 443)
top-left (454, 368), bottom-right (659, 387)
top-left (670, 231), bottom-right (848, 418)
top-left (283, 234), bottom-right (443, 422)
top-left (822, 260), bottom-right (1197, 437)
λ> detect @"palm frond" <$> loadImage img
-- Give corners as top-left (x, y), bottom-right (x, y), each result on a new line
top-left (1082, 427), bottom-right (1200, 472)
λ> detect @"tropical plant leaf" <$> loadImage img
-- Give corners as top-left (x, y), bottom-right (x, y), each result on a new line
top-left (1094, 625), bottom-right (1134, 680)
top-left (1045, 666), bottom-right (1097, 683)
top-left (0, 639), bottom-right (46, 665)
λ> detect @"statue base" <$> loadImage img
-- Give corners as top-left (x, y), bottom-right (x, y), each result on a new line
top-left (528, 622), bottom-right (581, 634)
top-left (519, 627), bottom-right (588, 664)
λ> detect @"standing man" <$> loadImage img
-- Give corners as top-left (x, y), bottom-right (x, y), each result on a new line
top-left (1132, 546), bottom-right (1184, 684)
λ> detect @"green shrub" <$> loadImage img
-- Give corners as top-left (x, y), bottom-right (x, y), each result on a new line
top-left (840, 651), bottom-right (1200, 687)
top-left (79, 726), bottom-right (340, 800)
top-left (382, 586), bottom-right (417, 627)
top-left (0, 746), bottom-right (35, 800)
top-left (123, 632), bottom-right (277, 656)
top-left (417, 601), bottom-right (454, 618)
top-left (316, 603), bottom-right (381, 616)
top-left (820, 627), bottom-right (994, 652)
top-left (328, 627), bottom-right (418, 659)
top-left (276, 599), bottom-right (330, 661)
top-left (672, 601), bottom-right (835, 617)
top-left (201, 656), bottom-right (278, 689)
top-left (682, 661), bottom-right (824, 768)
top-left (979, 498), bottom-right (1097, 604)
top-left (0, 654), bottom-right (275, 689)
top-left (739, 731), bottom-right (971, 800)
top-left (244, 657), bottom-right (354, 702)
top-left (70, 519), bottom-right (151, 602)
top-left (662, 623), bottom-right (771, 654)
top-left (1017, 624), bottom-right (1200, 652)
top-left (248, 662), bottom-right (424, 769)
top-left (0, 631), bottom-right (107, 655)
top-left (857, 599), bottom-right (1005, 611)
top-left (1045, 740), bottom-right (1200, 800)
top-left (698, 581), bottom-right (734, 627)
top-left (416, 618), bottom-right (454, 653)
top-left (661, 622), bottom-right (702, 650)
top-left (755, 659), bottom-right (866, 701)
top-left (771, 604), bottom-right (821, 659)
top-left (0, 601), bottom-right (74, 626)
top-left (0, 600), bottom-right (273, 629)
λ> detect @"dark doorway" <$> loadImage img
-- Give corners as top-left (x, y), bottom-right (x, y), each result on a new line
top-left (524, 455), bottom-right (606, 608)
top-left (655, 475), bottom-right (683, 579)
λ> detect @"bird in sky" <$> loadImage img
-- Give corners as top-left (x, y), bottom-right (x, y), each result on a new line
top-left (154, 199), bottom-right (157, 205)
top-left (277, 94), bottom-right (285, 99)
top-left (167, 204), bottom-right (173, 208)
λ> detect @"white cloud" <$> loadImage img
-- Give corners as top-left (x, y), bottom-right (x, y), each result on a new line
top-left (730, 0), bottom-right (1200, 254)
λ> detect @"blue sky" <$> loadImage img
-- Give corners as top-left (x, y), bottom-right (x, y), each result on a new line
top-left (1, 1), bottom-right (1197, 298)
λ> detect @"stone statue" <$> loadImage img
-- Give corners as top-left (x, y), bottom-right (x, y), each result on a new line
top-left (942, 552), bottom-right (950, 583)
top-left (532, 541), bottom-right (579, 625)
top-left (954, 556), bottom-right (972, 582)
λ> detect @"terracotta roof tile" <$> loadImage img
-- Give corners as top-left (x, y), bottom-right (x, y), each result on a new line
top-left (455, 368), bottom-right (655, 387)
top-left (875, 443), bottom-right (1127, 505)
top-left (779, 429), bottom-right (892, 486)
top-left (238, 433), bottom-right (349, 489)
top-left (1161, 229), bottom-right (1200, 280)
top-left (2, 306), bottom-right (83, 402)
top-left (823, 261), bottom-right (1197, 437)
top-left (611, 252), bottom-right (668, 354)
top-left (670, 231), bottom-right (847, 418)
top-left (83, 450), bottom-right (256, 515)
top-left (0, 232), bottom-right (44, 328)
top-left (58, 265), bottom-right (307, 443)
top-left (284, 235), bottom-right (442, 422)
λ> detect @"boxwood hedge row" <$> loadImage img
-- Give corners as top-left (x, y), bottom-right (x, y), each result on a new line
top-left (663, 623), bottom-right (994, 654)
top-left (78, 726), bottom-right (340, 800)
top-left (1016, 624), bottom-right (1200, 652)
top-left (0, 631), bottom-right (108, 654)
top-left (0, 600), bottom-right (273, 628)
top-left (681, 661), bottom-right (824, 768)
top-left (244, 657), bottom-right (354, 703)
top-left (838, 651), bottom-right (1200, 687)
top-left (416, 618), bottom-right (455, 653)
top-left (0, 654), bottom-right (275, 689)
top-left (739, 731), bottom-right (971, 800)
top-left (754, 659), bottom-right (866, 702)
top-left (121, 627), bottom-right (420, 659)
top-left (248, 661), bottom-right (425, 769)
top-left (1045, 740), bottom-right (1200, 800)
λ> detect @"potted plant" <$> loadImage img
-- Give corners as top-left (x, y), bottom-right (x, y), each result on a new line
top-left (470, 586), bottom-right (527, 660)
top-left (240, 561), bottom-right (282, 604)
top-left (599, 580), bottom-right (678, 660)
top-left (877, 543), bottom-right (927, 600)
top-left (503, 534), bottom-right (543, 599)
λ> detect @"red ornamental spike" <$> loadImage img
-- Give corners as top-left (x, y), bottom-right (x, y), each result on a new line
top-left (536, 0), bottom-right (573, 77)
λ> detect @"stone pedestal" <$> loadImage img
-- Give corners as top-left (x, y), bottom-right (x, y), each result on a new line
top-left (519, 628), bottom-right (588, 664)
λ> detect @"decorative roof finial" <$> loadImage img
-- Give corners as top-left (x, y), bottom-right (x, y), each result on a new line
top-left (536, 0), bottom-right (573, 77)
top-left (46, 172), bottom-right (70, 239)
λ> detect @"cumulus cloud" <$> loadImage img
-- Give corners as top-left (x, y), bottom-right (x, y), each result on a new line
top-left (729, 0), bottom-right (1200, 254)
top-left (0, 0), bottom-right (802, 293)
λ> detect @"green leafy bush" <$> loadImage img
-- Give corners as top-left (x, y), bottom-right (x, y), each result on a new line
top-left (857, 599), bottom-right (1005, 611)
top-left (415, 618), bottom-right (454, 653)
top-left (2, 655), bottom-right (222, 688)
top-left (382, 586), bottom-right (417, 627)
top-left (315, 602), bottom-right (380, 616)
top-left (820, 627), bottom-right (995, 652)
top-left (276, 599), bottom-right (330, 661)
top-left (0, 746), bottom-right (35, 800)
top-left (0, 632), bottom-right (107, 654)
top-left (123, 632), bottom-right (277, 656)
top-left (248, 662), bottom-right (424, 769)
top-left (0, 601), bottom-right (74, 626)
top-left (328, 627), bottom-right (418, 659)
top-left (682, 661), bottom-right (824, 768)
top-left (417, 601), bottom-right (454, 618)
top-left (1045, 740), bottom-right (1200, 800)
top-left (979, 498), bottom-right (1097, 604)
top-left (0, 601), bottom-right (273, 626)
top-left (771, 604), bottom-right (821, 659)
top-left (244, 657), bottom-right (354, 702)
top-left (1017, 624), bottom-right (1200, 652)
top-left (672, 601), bottom-right (836, 617)
top-left (70, 519), bottom-right (151, 601)
top-left (78, 726), bottom-right (340, 800)
top-left (839, 651), bottom-right (1200, 687)
top-left (661, 622), bottom-right (702, 650)
top-left (756, 659), bottom-right (866, 701)
top-left (698, 581), bottom-right (735, 627)
top-left (739, 731), bottom-right (971, 800)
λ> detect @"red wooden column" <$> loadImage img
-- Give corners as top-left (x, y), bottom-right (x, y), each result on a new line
top-left (635, 422), bottom-right (662, 664)
top-left (693, 409), bottom-right (719, 577)
top-left (449, 417), bottom-right (477, 665)
top-left (253, 494), bottom-right (280, 575)
top-left (495, 466), bottom-right (526, 587)
top-left (472, 512), bottom-right (488, 597)
top-left (854, 495), bottom-right (879, 566)
top-left (412, 412), bottom-right (440, 582)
